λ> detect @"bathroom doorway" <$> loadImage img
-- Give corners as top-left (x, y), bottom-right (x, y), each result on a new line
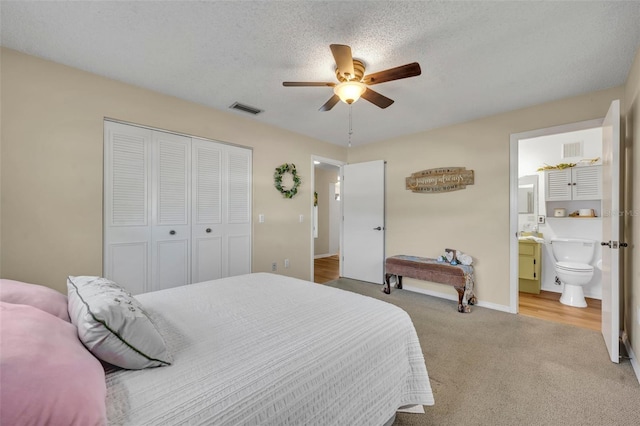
top-left (510, 118), bottom-right (605, 331)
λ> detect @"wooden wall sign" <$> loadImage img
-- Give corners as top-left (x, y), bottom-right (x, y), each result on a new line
top-left (406, 167), bottom-right (474, 193)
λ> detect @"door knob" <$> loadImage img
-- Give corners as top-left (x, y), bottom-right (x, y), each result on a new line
top-left (373, 226), bottom-right (382, 231)
top-left (601, 241), bottom-right (611, 247)
top-left (169, 230), bottom-right (176, 235)
top-left (206, 228), bottom-right (212, 233)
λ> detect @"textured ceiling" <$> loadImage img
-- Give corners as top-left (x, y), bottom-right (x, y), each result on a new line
top-left (2, 1), bottom-right (640, 147)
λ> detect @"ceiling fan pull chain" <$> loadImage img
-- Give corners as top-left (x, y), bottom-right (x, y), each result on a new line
top-left (348, 105), bottom-right (353, 148)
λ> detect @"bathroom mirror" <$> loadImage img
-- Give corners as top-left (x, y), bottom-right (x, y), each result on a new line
top-left (518, 175), bottom-right (538, 214)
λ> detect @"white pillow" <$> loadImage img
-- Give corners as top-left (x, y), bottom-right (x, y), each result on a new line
top-left (67, 276), bottom-right (171, 369)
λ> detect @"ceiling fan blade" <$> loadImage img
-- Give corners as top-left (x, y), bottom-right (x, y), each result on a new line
top-left (283, 82), bottom-right (336, 87)
top-left (319, 94), bottom-right (340, 112)
top-left (330, 44), bottom-right (355, 80)
top-left (362, 62), bottom-right (422, 85)
top-left (360, 88), bottom-right (394, 109)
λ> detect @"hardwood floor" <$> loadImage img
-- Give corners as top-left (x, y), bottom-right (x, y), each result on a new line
top-left (314, 255), bottom-right (339, 283)
top-left (314, 255), bottom-right (600, 331)
top-left (519, 290), bottom-right (601, 331)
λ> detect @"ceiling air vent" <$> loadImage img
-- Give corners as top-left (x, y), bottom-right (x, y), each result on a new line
top-left (562, 141), bottom-right (583, 159)
top-left (229, 102), bottom-right (263, 115)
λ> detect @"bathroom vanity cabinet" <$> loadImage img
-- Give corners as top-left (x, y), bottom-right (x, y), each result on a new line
top-left (519, 240), bottom-right (541, 294)
top-left (544, 165), bottom-right (602, 201)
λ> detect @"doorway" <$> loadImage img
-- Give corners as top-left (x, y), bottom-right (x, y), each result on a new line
top-left (311, 156), bottom-right (344, 283)
top-left (510, 119), bottom-right (605, 331)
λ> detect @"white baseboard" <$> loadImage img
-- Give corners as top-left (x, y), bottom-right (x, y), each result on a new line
top-left (622, 332), bottom-right (640, 385)
top-left (314, 253), bottom-right (338, 259)
top-left (401, 285), bottom-right (511, 313)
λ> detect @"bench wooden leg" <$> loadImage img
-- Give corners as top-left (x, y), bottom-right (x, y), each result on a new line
top-left (384, 274), bottom-right (392, 294)
top-left (383, 274), bottom-right (403, 294)
top-left (455, 286), bottom-right (471, 313)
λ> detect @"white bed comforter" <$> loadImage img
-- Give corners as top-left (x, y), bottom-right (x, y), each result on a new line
top-left (106, 273), bottom-right (433, 425)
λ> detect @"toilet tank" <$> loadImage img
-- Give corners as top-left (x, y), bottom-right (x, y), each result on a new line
top-left (551, 238), bottom-right (596, 263)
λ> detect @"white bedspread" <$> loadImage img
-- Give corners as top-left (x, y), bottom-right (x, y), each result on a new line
top-left (105, 273), bottom-right (433, 425)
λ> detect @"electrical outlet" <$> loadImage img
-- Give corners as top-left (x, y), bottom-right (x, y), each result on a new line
top-left (271, 262), bottom-right (277, 272)
top-left (537, 215), bottom-right (545, 224)
top-left (284, 259), bottom-right (289, 268)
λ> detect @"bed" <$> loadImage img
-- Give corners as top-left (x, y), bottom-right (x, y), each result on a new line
top-left (0, 273), bottom-right (433, 425)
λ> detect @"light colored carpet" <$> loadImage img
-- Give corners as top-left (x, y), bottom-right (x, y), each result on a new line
top-left (324, 278), bottom-right (639, 426)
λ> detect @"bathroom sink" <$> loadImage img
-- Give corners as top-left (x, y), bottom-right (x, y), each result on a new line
top-left (518, 234), bottom-right (545, 243)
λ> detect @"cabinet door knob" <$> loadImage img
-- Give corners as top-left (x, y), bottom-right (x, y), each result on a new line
top-left (206, 228), bottom-right (212, 233)
top-left (169, 230), bottom-right (176, 235)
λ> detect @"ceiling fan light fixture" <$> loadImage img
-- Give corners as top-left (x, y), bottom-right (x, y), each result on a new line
top-left (333, 81), bottom-right (366, 104)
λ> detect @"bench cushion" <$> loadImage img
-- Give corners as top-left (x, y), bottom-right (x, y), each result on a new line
top-left (385, 255), bottom-right (468, 287)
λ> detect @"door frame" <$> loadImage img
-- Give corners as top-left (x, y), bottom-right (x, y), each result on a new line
top-left (509, 118), bottom-right (604, 313)
top-left (310, 155), bottom-right (346, 282)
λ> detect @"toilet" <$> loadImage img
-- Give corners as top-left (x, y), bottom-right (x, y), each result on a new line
top-left (550, 238), bottom-right (596, 308)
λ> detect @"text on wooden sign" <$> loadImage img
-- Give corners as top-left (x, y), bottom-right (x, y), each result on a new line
top-left (406, 167), bottom-right (475, 193)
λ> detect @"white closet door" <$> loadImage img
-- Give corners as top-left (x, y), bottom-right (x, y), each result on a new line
top-left (105, 121), bottom-right (252, 291)
top-left (225, 145), bottom-right (252, 276)
top-left (191, 140), bottom-right (223, 283)
top-left (104, 122), bottom-right (152, 295)
top-left (151, 131), bottom-right (191, 290)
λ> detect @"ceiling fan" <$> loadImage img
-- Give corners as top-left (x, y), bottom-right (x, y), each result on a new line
top-left (283, 44), bottom-right (421, 111)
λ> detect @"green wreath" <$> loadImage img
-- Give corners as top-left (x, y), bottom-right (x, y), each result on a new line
top-left (274, 163), bottom-right (301, 198)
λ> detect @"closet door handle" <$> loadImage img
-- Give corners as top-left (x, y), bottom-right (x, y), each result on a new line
top-left (206, 228), bottom-right (212, 233)
top-left (373, 226), bottom-right (382, 231)
top-left (169, 230), bottom-right (176, 235)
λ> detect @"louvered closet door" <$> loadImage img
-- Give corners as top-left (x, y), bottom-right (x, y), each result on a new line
top-left (225, 145), bottom-right (252, 276)
top-left (151, 131), bottom-right (191, 290)
top-left (105, 121), bottom-right (252, 292)
top-left (104, 122), bottom-right (152, 295)
top-left (191, 140), bottom-right (224, 283)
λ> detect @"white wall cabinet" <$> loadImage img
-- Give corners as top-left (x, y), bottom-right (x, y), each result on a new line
top-left (104, 121), bottom-right (251, 294)
top-left (545, 166), bottom-right (602, 201)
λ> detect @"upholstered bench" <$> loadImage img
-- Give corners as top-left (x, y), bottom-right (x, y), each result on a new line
top-left (384, 255), bottom-right (477, 313)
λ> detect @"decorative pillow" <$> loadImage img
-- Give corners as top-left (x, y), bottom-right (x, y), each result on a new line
top-left (0, 278), bottom-right (71, 322)
top-left (0, 302), bottom-right (107, 426)
top-left (67, 276), bottom-right (171, 369)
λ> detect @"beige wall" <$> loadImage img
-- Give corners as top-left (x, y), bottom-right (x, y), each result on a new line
top-left (348, 86), bottom-right (624, 309)
top-left (0, 48), bottom-right (347, 293)
top-left (624, 46), bottom-right (640, 367)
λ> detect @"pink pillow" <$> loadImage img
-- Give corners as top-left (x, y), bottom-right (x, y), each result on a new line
top-left (0, 302), bottom-right (107, 426)
top-left (0, 278), bottom-right (70, 322)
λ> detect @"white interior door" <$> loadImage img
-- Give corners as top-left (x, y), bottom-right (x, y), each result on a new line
top-left (104, 122), bottom-right (152, 295)
top-left (224, 146), bottom-right (252, 277)
top-left (342, 160), bottom-right (385, 284)
top-left (601, 99), bottom-right (621, 363)
top-left (191, 140), bottom-right (223, 283)
top-left (151, 131), bottom-right (191, 291)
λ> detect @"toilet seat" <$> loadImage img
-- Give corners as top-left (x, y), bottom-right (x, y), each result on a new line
top-left (556, 261), bottom-right (593, 273)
